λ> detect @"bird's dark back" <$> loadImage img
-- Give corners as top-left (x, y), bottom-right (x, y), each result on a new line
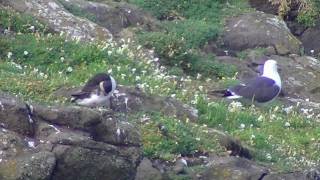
top-left (82, 73), bottom-right (111, 92)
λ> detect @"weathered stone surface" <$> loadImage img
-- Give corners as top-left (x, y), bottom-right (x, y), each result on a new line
top-left (33, 104), bottom-right (101, 132)
top-left (111, 86), bottom-right (198, 122)
top-left (135, 158), bottom-right (162, 180)
top-left (0, 94), bottom-right (143, 180)
top-left (54, 85), bottom-right (199, 122)
top-left (58, 0), bottom-right (157, 35)
top-left (0, 93), bottom-right (34, 136)
top-left (222, 12), bottom-right (302, 55)
top-left (202, 156), bottom-right (268, 180)
top-left (300, 24), bottom-right (320, 56)
top-left (2, 0), bottom-right (112, 42)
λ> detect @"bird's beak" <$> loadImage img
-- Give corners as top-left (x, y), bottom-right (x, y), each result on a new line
top-left (99, 81), bottom-right (105, 93)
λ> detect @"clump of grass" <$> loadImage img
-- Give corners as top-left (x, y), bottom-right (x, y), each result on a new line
top-left (0, 7), bottom-right (48, 33)
top-left (131, 0), bottom-right (249, 78)
top-left (132, 113), bottom-right (223, 160)
top-left (57, 0), bottom-right (97, 22)
top-left (196, 95), bottom-right (320, 171)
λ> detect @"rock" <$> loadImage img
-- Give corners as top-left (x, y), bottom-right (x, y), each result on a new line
top-left (135, 158), bottom-right (162, 180)
top-left (249, 0), bottom-right (278, 15)
top-left (264, 167), bottom-right (320, 180)
top-left (222, 12), bottom-right (302, 55)
top-left (58, 0), bottom-right (158, 35)
top-left (0, 93), bottom-right (143, 180)
top-left (0, 128), bottom-right (56, 180)
top-left (173, 158), bottom-right (187, 174)
top-left (300, 24), bottom-right (320, 56)
top-left (0, 93), bottom-right (34, 136)
top-left (92, 112), bottom-right (142, 146)
top-left (2, 0), bottom-right (112, 42)
top-left (54, 85), bottom-right (198, 122)
top-left (207, 128), bottom-right (252, 159)
top-left (202, 156), bottom-right (269, 180)
top-left (111, 86), bottom-right (198, 121)
top-left (33, 104), bottom-right (102, 132)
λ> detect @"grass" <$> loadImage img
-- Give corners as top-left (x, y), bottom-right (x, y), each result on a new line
top-left (130, 0), bottom-right (251, 78)
top-left (1, 4), bottom-right (320, 174)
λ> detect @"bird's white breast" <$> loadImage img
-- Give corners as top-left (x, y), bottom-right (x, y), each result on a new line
top-left (76, 94), bottom-right (110, 107)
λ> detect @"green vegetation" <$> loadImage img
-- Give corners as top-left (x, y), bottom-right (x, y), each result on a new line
top-left (1, 4), bottom-right (320, 174)
top-left (0, 7), bottom-right (48, 33)
top-left (57, 0), bottom-right (97, 22)
top-left (270, 0), bottom-right (320, 27)
top-left (131, 0), bottom-right (250, 78)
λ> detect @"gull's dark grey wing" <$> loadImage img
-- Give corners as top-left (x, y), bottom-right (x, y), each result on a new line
top-left (229, 76), bottom-right (280, 103)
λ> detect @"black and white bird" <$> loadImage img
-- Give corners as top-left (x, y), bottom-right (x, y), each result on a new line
top-left (213, 60), bottom-right (281, 104)
top-left (71, 73), bottom-right (116, 107)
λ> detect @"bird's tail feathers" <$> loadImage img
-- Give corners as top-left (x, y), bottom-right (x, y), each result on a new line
top-left (209, 89), bottom-right (231, 97)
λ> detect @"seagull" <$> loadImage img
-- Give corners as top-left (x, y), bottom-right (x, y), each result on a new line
top-left (71, 73), bottom-right (117, 107)
top-left (212, 60), bottom-right (281, 104)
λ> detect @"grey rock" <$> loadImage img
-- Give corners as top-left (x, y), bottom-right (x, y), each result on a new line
top-left (58, 0), bottom-right (158, 35)
top-left (202, 156), bottom-right (268, 180)
top-left (300, 24), bottom-right (320, 56)
top-left (0, 93), bottom-right (34, 136)
top-left (135, 158), bottom-right (162, 180)
top-left (0, 93), bottom-right (143, 180)
top-left (111, 86), bottom-right (198, 122)
top-left (222, 12), bottom-right (302, 55)
top-left (2, 0), bottom-right (112, 42)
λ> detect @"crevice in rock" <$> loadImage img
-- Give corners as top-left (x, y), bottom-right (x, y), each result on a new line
top-left (258, 172), bottom-right (269, 180)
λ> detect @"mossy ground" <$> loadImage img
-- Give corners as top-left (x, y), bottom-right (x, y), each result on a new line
top-left (0, 3), bottom-right (319, 174)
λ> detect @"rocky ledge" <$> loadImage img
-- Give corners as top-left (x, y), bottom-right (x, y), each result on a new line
top-left (0, 93), bottom-right (142, 180)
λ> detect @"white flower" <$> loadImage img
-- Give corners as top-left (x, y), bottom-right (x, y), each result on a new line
top-left (60, 57), bottom-right (65, 62)
top-left (107, 51), bottom-right (112, 55)
top-left (198, 86), bottom-right (203, 91)
top-left (239, 123), bottom-right (245, 129)
top-left (266, 153), bottom-right (272, 160)
top-left (7, 52), bottom-right (13, 59)
top-left (228, 101), bottom-right (243, 112)
top-left (66, 67), bottom-right (73, 73)
top-left (107, 69), bottom-right (112, 74)
top-left (196, 73), bottom-right (202, 79)
top-left (171, 94), bottom-right (176, 98)
top-left (135, 76), bottom-right (141, 81)
top-left (284, 122), bottom-right (290, 127)
top-left (23, 51), bottom-right (29, 56)
top-left (283, 106), bottom-right (293, 114)
top-left (132, 68), bottom-right (136, 73)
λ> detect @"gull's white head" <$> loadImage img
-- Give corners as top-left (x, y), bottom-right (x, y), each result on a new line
top-left (263, 59), bottom-right (278, 73)
top-left (262, 59), bottom-right (281, 87)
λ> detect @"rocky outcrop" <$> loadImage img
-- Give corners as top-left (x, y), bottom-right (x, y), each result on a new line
top-left (222, 12), bottom-right (302, 55)
top-left (58, 0), bottom-right (158, 35)
top-left (0, 93), bottom-right (142, 180)
top-left (201, 156), bottom-right (320, 180)
top-left (1, 0), bottom-right (112, 42)
top-left (54, 85), bottom-right (199, 122)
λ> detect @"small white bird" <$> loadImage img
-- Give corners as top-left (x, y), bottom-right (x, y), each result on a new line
top-left (71, 73), bottom-right (116, 107)
top-left (212, 60), bottom-right (282, 104)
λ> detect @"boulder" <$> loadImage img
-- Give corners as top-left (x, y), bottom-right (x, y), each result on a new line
top-left (135, 158), bottom-right (162, 180)
top-left (1, 0), bottom-right (112, 42)
top-left (0, 129), bottom-right (56, 180)
top-left (54, 85), bottom-right (199, 122)
top-left (222, 12), bottom-right (302, 55)
top-left (201, 156), bottom-right (268, 180)
top-left (0, 93), bottom-right (143, 180)
top-left (300, 24), bottom-right (320, 56)
top-left (0, 93), bottom-right (34, 136)
top-left (58, 0), bottom-right (158, 35)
